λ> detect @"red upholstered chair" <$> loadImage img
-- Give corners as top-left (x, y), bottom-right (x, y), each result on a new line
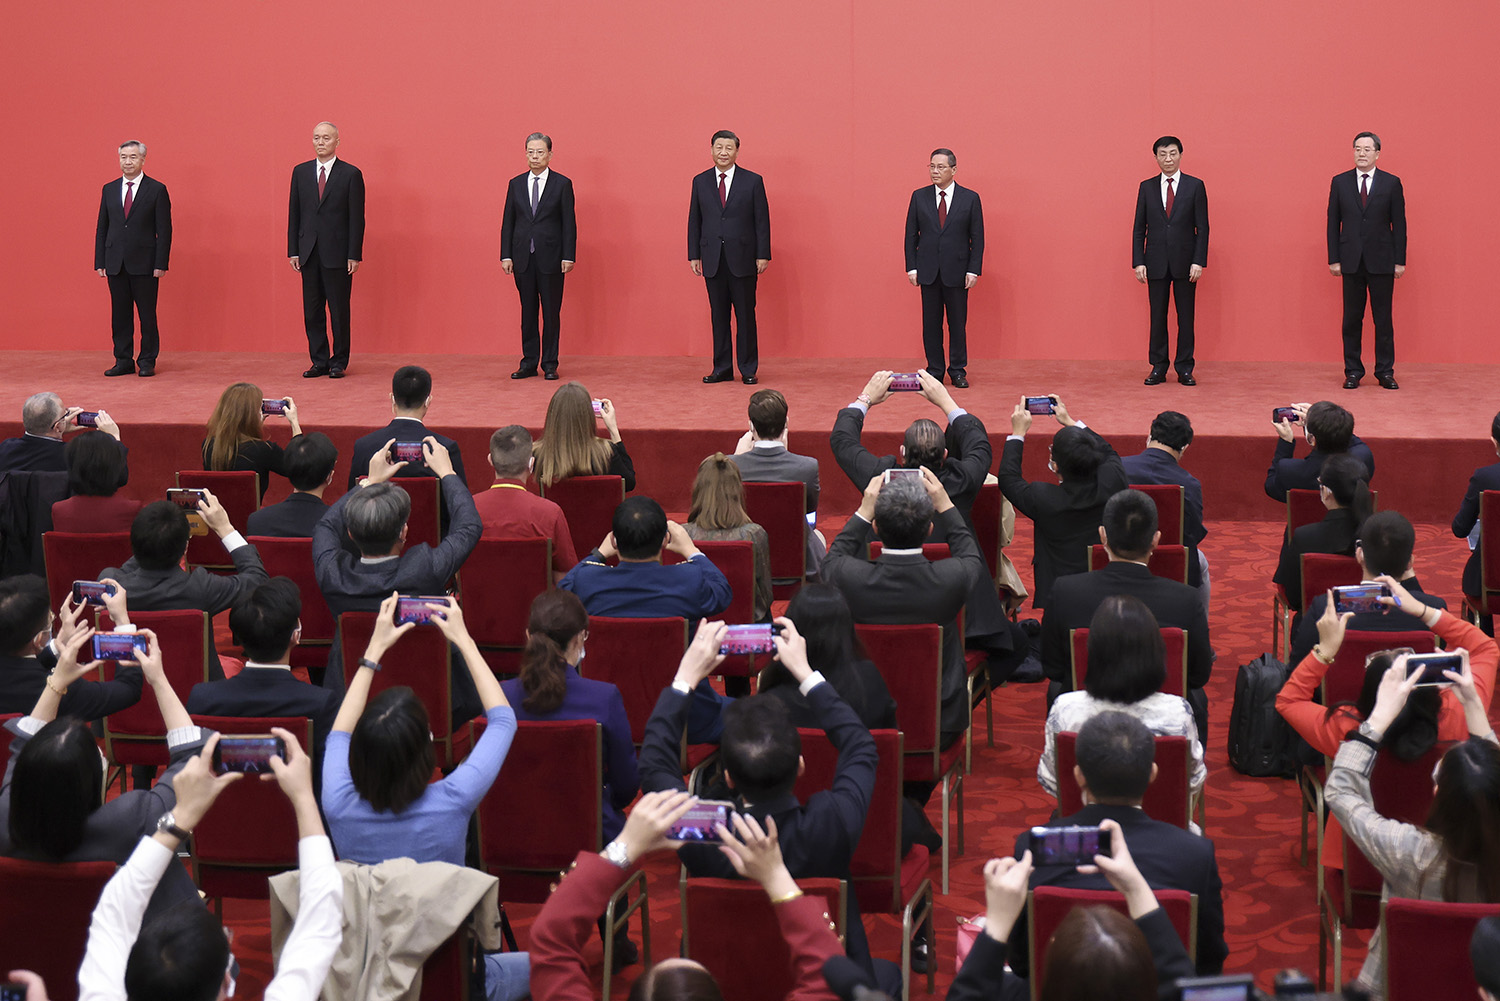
top-left (664, 539), bottom-right (757, 679)
top-left (1272, 490), bottom-right (1377, 657)
top-left (100, 609), bottom-right (210, 778)
top-left (680, 875), bottom-right (845, 1001)
top-left (0, 857), bottom-right (119, 1001)
top-left (1134, 483), bottom-right (1186, 545)
top-left (394, 475), bottom-right (443, 553)
top-left (581, 615), bottom-right (688, 742)
top-left (248, 536), bottom-right (335, 675)
top-left (1382, 898), bottom-right (1500, 1001)
top-left (1068, 627), bottom-right (1188, 698)
top-left (540, 475), bottom-right (625, 565)
top-left (188, 715), bottom-right (312, 905)
top-left (43, 531), bottom-right (136, 613)
top-left (418, 928), bottom-right (474, 1001)
top-left (177, 470), bottom-right (260, 569)
top-left (1287, 488), bottom-right (1330, 538)
top-left (1087, 543), bottom-right (1189, 583)
top-left (1028, 886), bottom-right (1197, 1000)
top-left (1055, 731), bottom-right (1194, 829)
top-left (1322, 630), bottom-right (1437, 708)
top-left (970, 482), bottom-right (1005, 586)
top-left (868, 541), bottom-right (951, 561)
top-left (1463, 490), bottom-right (1500, 620)
top-left (1272, 553), bottom-right (1368, 662)
top-left (457, 537), bottom-right (552, 673)
top-left (855, 622), bottom-right (965, 893)
top-left (742, 481), bottom-right (807, 599)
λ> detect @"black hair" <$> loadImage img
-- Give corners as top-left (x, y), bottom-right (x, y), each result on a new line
top-left (64, 430), bottom-right (126, 497)
top-left (1491, 411), bottom-right (1500, 443)
top-left (930, 148), bottom-right (957, 168)
top-left (1319, 453), bottom-right (1375, 528)
top-left (872, 476), bottom-right (933, 550)
top-left (1326, 651), bottom-right (1439, 761)
top-left (1354, 131), bottom-right (1382, 151)
top-left (391, 365), bottom-right (433, 410)
top-left (612, 496), bottom-right (668, 560)
top-left (760, 584), bottom-right (870, 708)
top-left (902, 419), bottom-right (945, 472)
top-left (131, 501), bottom-right (192, 571)
top-left (7, 717), bottom-right (104, 859)
top-left (1357, 509), bottom-right (1416, 578)
top-left (1084, 596), bottom-right (1166, 704)
top-left (1148, 411), bottom-right (1193, 451)
top-left (1101, 490), bottom-right (1158, 561)
top-left (1074, 711), bottom-right (1157, 803)
top-left (349, 687), bottom-right (436, 814)
top-left (1051, 426), bottom-right (1108, 481)
top-left (124, 903), bottom-right (230, 1001)
top-left (0, 574), bottom-right (51, 656)
top-left (228, 577), bottom-right (302, 663)
top-left (282, 431), bottom-right (339, 491)
top-left (710, 130), bottom-right (740, 148)
top-left (1153, 136), bottom-right (1183, 155)
top-left (719, 695), bottom-right (800, 801)
top-left (1305, 401), bottom-right (1355, 453)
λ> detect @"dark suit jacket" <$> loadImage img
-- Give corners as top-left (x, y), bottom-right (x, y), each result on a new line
top-left (830, 408), bottom-right (990, 521)
top-left (687, 166), bottom-right (770, 278)
top-left (1006, 803), bottom-right (1227, 976)
top-left (904, 184), bottom-right (984, 286)
top-left (1132, 173), bottom-right (1208, 278)
top-left (1327, 168), bottom-right (1406, 273)
top-left (1121, 447), bottom-right (1206, 588)
top-left (346, 419), bottom-right (467, 491)
top-left (287, 158), bottom-right (365, 263)
top-left (0, 435), bottom-right (129, 485)
top-left (186, 666), bottom-right (339, 776)
top-left (729, 445), bottom-right (820, 514)
top-left (1290, 577), bottom-right (1448, 667)
top-left (95, 175), bottom-right (171, 274)
top-left (246, 492), bottom-right (329, 538)
top-left (0, 652), bottom-right (141, 721)
top-left (1273, 507), bottom-right (1359, 612)
top-left (500, 170), bottom-right (577, 272)
top-left (820, 508), bottom-right (983, 736)
top-left (1453, 461), bottom-right (1500, 596)
top-left (1263, 436), bottom-right (1376, 501)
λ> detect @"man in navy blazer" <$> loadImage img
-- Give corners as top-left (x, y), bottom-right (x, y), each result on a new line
top-left (501, 133), bottom-right (577, 381)
top-left (905, 149), bottom-right (984, 388)
top-left (288, 122), bottom-right (365, 379)
top-left (1328, 132), bottom-right (1407, 390)
top-left (246, 432), bottom-right (338, 538)
top-left (1121, 410), bottom-right (1207, 592)
top-left (1264, 400), bottom-right (1375, 501)
top-left (95, 140), bottom-right (171, 378)
top-left (0, 393), bottom-right (129, 482)
top-left (1132, 137), bottom-right (1208, 386)
top-left (689, 130), bottom-right (771, 385)
top-left (1452, 414), bottom-right (1500, 599)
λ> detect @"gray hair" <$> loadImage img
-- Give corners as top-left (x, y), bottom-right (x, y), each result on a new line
top-left (525, 132), bottom-right (552, 151)
top-left (22, 392), bottom-right (63, 435)
top-left (872, 476), bottom-right (934, 549)
top-left (315, 121), bottom-right (340, 138)
top-left (344, 482), bottom-right (411, 556)
top-left (118, 140), bottom-right (147, 156)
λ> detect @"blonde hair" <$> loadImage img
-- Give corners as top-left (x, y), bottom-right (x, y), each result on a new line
top-left (687, 453), bottom-right (751, 531)
top-left (205, 383), bottom-right (266, 471)
top-left (534, 382), bottom-right (615, 488)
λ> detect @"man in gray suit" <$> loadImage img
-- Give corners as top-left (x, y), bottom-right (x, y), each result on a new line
top-left (728, 388), bottom-right (824, 580)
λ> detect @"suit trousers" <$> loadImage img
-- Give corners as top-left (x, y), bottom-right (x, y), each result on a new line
top-left (514, 267), bottom-right (565, 373)
top-left (1147, 273), bottom-right (1196, 373)
top-left (920, 281), bottom-right (968, 379)
top-left (301, 245), bottom-right (353, 370)
top-left (704, 253), bottom-right (758, 378)
top-left (1341, 264), bottom-right (1395, 379)
top-left (107, 272), bottom-right (160, 366)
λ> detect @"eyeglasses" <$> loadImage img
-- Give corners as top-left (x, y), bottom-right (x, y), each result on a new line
top-left (1366, 646), bottom-right (1415, 668)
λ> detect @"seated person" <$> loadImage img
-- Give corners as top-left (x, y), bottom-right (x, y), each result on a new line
top-left (245, 431), bottom-right (339, 538)
top-left (1120, 410), bottom-right (1208, 596)
top-left (51, 429), bottom-right (140, 533)
top-left (0, 392), bottom-right (128, 480)
top-left (1014, 711), bottom-right (1225, 977)
top-left (999, 394), bottom-right (1128, 609)
top-left (1273, 452), bottom-right (1372, 614)
top-left (202, 382), bottom-right (307, 499)
top-left (684, 452), bottom-right (772, 623)
top-left (0, 575), bottom-right (141, 721)
top-left (821, 470), bottom-right (985, 750)
top-left (1290, 510), bottom-right (1448, 666)
top-left (1264, 399), bottom-right (1375, 501)
top-left (757, 583), bottom-right (896, 732)
top-left (102, 492), bottom-right (267, 680)
top-left (1472, 916), bottom-right (1500, 1001)
top-left (1452, 409), bottom-right (1500, 603)
top-left (472, 424), bottom-right (578, 583)
top-left (346, 365), bottom-right (468, 491)
top-left (729, 387), bottom-right (825, 579)
top-left (533, 381), bottom-right (635, 492)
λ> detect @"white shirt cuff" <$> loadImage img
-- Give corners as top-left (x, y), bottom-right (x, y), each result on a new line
top-left (965, 272), bottom-right (978, 279)
top-left (298, 834), bottom-right (336, 868)
top-left (1074, 420), bottom-right (1088, 430)
top-left (946, 408), bottom-right (968, 423)
top-left (850, 511), bottom-right (871, 525)
top-left (671, 679), bottom-right (693, 695)
top-left (18, 716), bottom-right (44, 735)
top-left (798, 671), bottom-right (826, 696)
top-left (847, 400), bottom-right (869, 414)
top-left (1006, 434), bottom-right (1025, 442)
top-left (166, 725), bottom-right (204, 748)
top-left (220, 530), bottom-right (247, 552)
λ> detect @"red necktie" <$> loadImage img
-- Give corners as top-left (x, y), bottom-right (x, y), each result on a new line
top-left (123, 180), bottom-right (134, 218)
top-left (318, 165), bottom-right (327, 200)
top-left (938, 189), bottom-right (948, 227)
top-left (718, 172), bottom-right (726, 208)
top-left (1360, 174), bottom-right (1369, 208)
top-left (1165, 176), bottom-right (1175, 217)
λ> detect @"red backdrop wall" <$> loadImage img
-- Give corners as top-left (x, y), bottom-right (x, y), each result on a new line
top-left (3, 0), bottom-right (1495, 364)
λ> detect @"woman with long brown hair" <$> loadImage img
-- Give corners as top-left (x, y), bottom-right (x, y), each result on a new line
top-left (683, 452), bottom-right (771, 622)
top-left (533, 380), bottom-right (635, 490)
top-left (201, 382), bottom-right (305, 498)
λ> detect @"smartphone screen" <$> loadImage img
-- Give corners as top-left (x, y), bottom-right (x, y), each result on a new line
top-left (167, 488), bottom-right (207, 508)
top-left (667, 801), bottom-right (733, 843)
top-left (75, 411), bottom-right (100, 428)
top-left (1272, 406), bottom-right (1301, 424)
top-left (1333, 583), bottom-right (1390, 614)
top-left (396, 595), bottom-right (449, 625)
top-left (2, 982), bottom-right (31, 1001)
top-left (213, 734), bottom-right (286, 775)
top-left (93, 633), bottom-right (148, 661)
top-left (888, 373), bottom-right (921, 392)
top-left (720, 624), bottom-right (775, 655)
top-left (1176, 976), bottom-right (1255, 1001)
top-left (1026, 824), bottom-right (1111, 867)
top-left (391, 441), bottom-right (425, 464)
top-left (1025, 395), bottom-right (1056, 415)
top-left (883, 467), bottom-right (924, 484)
top-left (1407, 653), bottom-right (1462, 686)
top-left (72, 580), bottom-right (115, 606)
top-left (591, 399), bottom-right (604, 417)
top-left (261, 398), bottom-right (288, 415)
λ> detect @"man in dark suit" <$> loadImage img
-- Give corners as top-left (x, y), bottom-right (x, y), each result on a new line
top-left (246, 432), bottom-right (338, 538)
top-left (346, 366), bottom-right (467, 502)
top-left (1264, 400), bottom-right (1375, 501)
top-left (1007, 712), bottom-right (1227, 976)
top-left (501, 132), bottom-right (577, 381)
top-left (729, 388), bottom-right (824, 579)
top-left (288, 121), bottom-right (365, 379)
top-left (689, 130), bottom-right (770, 385)
top-left (905, 148), bottom-right (984, 388)
top-left (1041, 489), bottom-right (1213, 741)
top-left (1328, 131), bottom-right (1407, 390)
top-left (1132, 136), bottom-right (1208, 386)
top-left (1122, 410), bottom-right (1207, 594)
top-left (1452, 412), bottom-right (1500, 600)
top-left (0, 393), bottom-right (128, 481)
top-left (95, 140), bottom-right (171, 378)
top-left (0, 575), bottom-right (142, 720)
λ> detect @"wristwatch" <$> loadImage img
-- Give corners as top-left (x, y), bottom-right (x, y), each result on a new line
top-left (359, 657), bottom-right (383, 673)
top-left (601, 839), bottom-right (632, 869)
top-left (156, 811), bottom-right (192, 842)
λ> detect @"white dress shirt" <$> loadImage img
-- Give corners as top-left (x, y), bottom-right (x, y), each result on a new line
top-left (121, 174), bottom-right (144, 208)
top-left (315, 155), bottom-right (338, 184)
top-left (934, 181), bottom-right (956, 213)
top-left (528, 167), bottom-right (550, 206)
top-left (715, 163), bottom-right (736, 200)
top-left (1160, 171), bottom-right (1181, 209)
top-left (1357, 167), bottom-right (1377, 194)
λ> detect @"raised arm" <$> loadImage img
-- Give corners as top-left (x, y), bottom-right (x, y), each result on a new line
top-left (331, 593), bottom-right (415, 734)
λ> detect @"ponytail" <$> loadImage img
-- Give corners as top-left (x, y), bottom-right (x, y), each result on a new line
top-left (518, 632), bottom-right (568, 715)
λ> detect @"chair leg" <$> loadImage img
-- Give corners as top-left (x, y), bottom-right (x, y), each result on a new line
top-left (1331, 915), bottom-right (1343, 991)
top-left (985, 683), bottom-right (994, 748)
top-left (964, 716), bottom-right (972, 775)
top-left (955, 772), bottom-right (965, 857)
top-left (1318, 902), bottom-right (1329, 990)
top-left (940, 777), bottom-right (951, 895)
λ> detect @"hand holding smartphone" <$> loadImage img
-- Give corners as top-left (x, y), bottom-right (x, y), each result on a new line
top-left (75, 410), bottom-right (100, 428)
top-left (1025, 824), bottom-right (1111, 867)
top-left (389, 441), bottom-right (425, 465)
top-left (1272, 406), bottom-right (1301, 424)
top-left (1406, 652), bottom-right (1463, 687)
top-left (93, 633), bottom-right (149, 661)
top-left (667, 800), bottom-right (734, 843)
top-left (72, 580), bottom-right (117, 606)
top-left (888, 373), bottom-right (922, 392)
top-left (167, 487), bottom-right (208, 509)
top-left (1332, 583), bottom-right (1390, 614)
top-left (719, 624), bottom-right (776, 655)
top-left (882, 467), bottom-right (924, 485)
top-left (396, 594), bottom-right (450, 625)
top-left (1025, 395), bottom-right (1057, 415)
top-left (261, 398), bottom-right (289, 416)
top-left (212, 734), bottom-right (287, 775)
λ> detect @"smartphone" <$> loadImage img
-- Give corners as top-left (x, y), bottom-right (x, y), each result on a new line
top-left (883, 467), bottom-right (924, 484)
top-left (1, 982), bottom-right (30, 1001)
top-left (212, 734), bottom-right (286, 775)
top-left (261, 398), bottom-right (288, 416)
top-left (93, 633), bottom-right (149, 661)
top-left (72, 580), bottom-right (116, 606)
top-left (167, 487), bottom-right (207, 508)
top-left (1332, 583), bottom-right (1390, 614)
top-left (75, 410), bottom-right (100, 428)
top-left (1026, 824), bottom-right (1111, 867)
top-left (667, 800), bottom-right (734, 843)
top-left (396, 594), bottom-right (450, 625)
top-left (390, 441), bottom-right (425, 464)
top-left (1025, 395), bottom-right (1056, 415)
top-left (1272, 406), bottom-right (1301, 424)
top-left (592, 399), bottom-right (604, 417)
top-left (1406, 652), bottom-right (1463, 686)
top-left (720, 624), bottom-right (776, 655)
top-left (888, 373), bottom-right (922, 392)
top-left (1174, 975), bottom-right (1256, 1001)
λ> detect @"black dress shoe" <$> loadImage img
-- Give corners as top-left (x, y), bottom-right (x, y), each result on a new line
top-left (303, 366), bottom-right (328, 378)
top-left (1342, 376), bottom-right (1361, 390)
top-left (742, 375), bottom-right (758, 385)
top-left (104, 362), bottom-right (134, 377)
top-left (328, 367), bottom-right (345, 379)
top-left (1177, 373), bottom-right (1196, 386)
top-left (510, 368), bottom-right (537, 380)
top-left (951, 375), bottom-right (969, 389)
top-left (544, 371), bottom-right (559, 381)
top-left (702, 372), bottom-right (732, 384)
top-left (1378, 375), bottom-right (1400, 390)
top-left (1143, 369), bottom-right (1167, 385)
top-left (136, 365), bottom-right (155, 378)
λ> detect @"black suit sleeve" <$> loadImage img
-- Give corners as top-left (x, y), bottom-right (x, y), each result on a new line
top-left (1348, 436), bottom-right (1376, 482)
top-left (638, 688), bottom-right (690, 795)
top-left (447, 443), bottom-right (468, 489)
top-left (820, 514), bottom-right (872, 587)
top-left (561, 178), bottom-right (578, 261)
top-left (431, 476), bottom-right (481, 580)
top-left (1185, 597), bottom-right (1213, 692)
top-left (500, 178), bottom-right (517, 261)
top-left (1194, 843), bottom-right (1228, 974)
top-left (949, 930), bottom-right (1023, 1001)
top-left (195, 543), bottom-right (269, 614)
top-left (1326, 176), bottom-right (1343, 266)
top-left (808, 681), bottom-right (877, 844)
top-left (1192, 181), bottom-right (1208, 267)
top-left (1390, 177), bottom-right (1407, 266)
top-left (608, 442), bottom-right (636, 492)
top-left (287, 169), bottom-right (301, 258)
top-left (154, 183), bottom-right (172, 270)
top-left (1264, 439), bottom-right (1297, 501)
top-left (946, 414), bottom-right (993, 502)
top-left (997, 438), bottom-right (1038, 519)
top-left (1131, 182), bottom-right (1149, 269)
top-left (967, 192), bottom-right (984, 276)
top-left (753, 174), bottom-right (771, 261)
top-left (939, 507), bottom-right (986, 592)
top-left (903, 191), bottom-right (920, 272)
top-left (58, 668), bottom-right (144, 721)
top-left (347, 168), bottom-right (366, 261)
top-left (1039, 593), bottom-right (1070, 685)
top-left (829, 408), bottom-right (886, 491)
top-left (687, 178), bottom-right (702, 260)
top-left (95, 188), bottom-right (109, 271)
top-left (1455, 468), bottom-right (1487, 538)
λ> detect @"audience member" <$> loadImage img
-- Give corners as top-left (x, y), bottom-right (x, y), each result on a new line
top-left (1471, 915), bottom-right (1500, 1001)
top-left (758, 583), bottom-right (897, 732)
top-left (1264, 399), bottom-right (1375, 501)
top-left (202, 382), bottom-right (306, 499)
top-left (533, 380), bottom-right (635, 491)
top-left (75, 728), bottom-right (342, 1001)
top-left (821, 470), bottom-right (982, 747)
top-left (1273, 452), bottom-right (1373, 613)
top-left (1120, 410), bottom-right (1208, 597)
top-left (684, 452), bottom-right (772, 623)
top-left (0, 578), bottom-right (140, 720)
top-left (245, 431), bottom-right (339, 538)
top-left (1038, 598), bottom-right (1206, 805)
top-left (1040, 489), bottom-right (1213, 740)
top-left (345, 365), bottom-right (468, 492)
top-left (1452, 410), bottom-right (1500, 603)
top-left (1289, 510), bottom-right (1448, 666)
top-left (0, 392), bottom-right (128, 480)
top-left (472, 423), bottom-right (578, 583)
top-left (1000, 394), bottom-right (1129, 609)
top-left (529, 789), bottom-right (845, 1001)
top-left (730, 387), bottom-right (825, 579)
top-left (51, 430), bottom-right (140, 532)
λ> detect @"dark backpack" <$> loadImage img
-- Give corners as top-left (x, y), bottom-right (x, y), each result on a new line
top-left (1227, 653), bottom-right (1299, 777)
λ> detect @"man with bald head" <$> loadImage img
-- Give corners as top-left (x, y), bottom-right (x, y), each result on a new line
top-left (288, 121), bottom-right (365, 379)
top-left (95, 140), bottom-right (171, 377)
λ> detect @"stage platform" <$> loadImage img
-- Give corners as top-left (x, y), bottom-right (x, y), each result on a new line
top-left (1, 350), bottom-right (1491, 523)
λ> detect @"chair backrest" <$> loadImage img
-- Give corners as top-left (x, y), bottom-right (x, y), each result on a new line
top-left (1132, 483), bottom-right (1186, 546)
top-left (969, 482), bottom-right (1004, 583)
top-left (868, 541), bottom-right (951, 561)
top-left (0, 713), bottom-right (21, 783)
top-left (1287, 488), bottom-right (1329, 538)
top-left (1028, 886), bottom-right (1196, 999)
top-left (855, 623), bottom-right (943, 770)
top-left (1382, 897), bottom-right (1500, 1001)
top-left (42, 531), bottom-right (135, 613)
top-left (101, 609), bottom-right (210, 758)
top-left (580, 616), bottom-right (688, 744)
top-left (0, 857), bottom-right (119, 1001)
top-left (393, 475), bottom-right (443, 552)
top-left (742, 481), bottom-right (807, 591)
top-left (664, 540), bottom-right (756, 676)
top-left (1087, 544), bottom-right (1188, 584)
top-left (1343, 743), bottom-right (1449, 901)
top-left (337, 611), bottom-right (458, 738)
top-left (1323, 629), bottom-right (1437, 708)
top-left (1479, 491), bottom-right (1500, 601)
top-left (1068, 627), bottom-right (1188, 698)
top-left (458, 538), bottom-right (552, 649)
top-left (1055, 731), bottom-right (1193, 829)
top-left (681, 876), bottom-right (846, 1001)
top-left (248, 536), bottom-right (336, 644)
top-left (177, 470), bottom-right (260, 568)
top-left (1299, 553), bottom-right (1365, 614)
top-left (539, 475), bottom-right (624, 564)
